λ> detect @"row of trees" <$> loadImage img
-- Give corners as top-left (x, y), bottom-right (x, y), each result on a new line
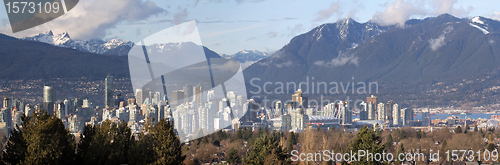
top-left (4, 111), bottom-right (495, 164)
top-left (2, 111), bottom-right (184, 165)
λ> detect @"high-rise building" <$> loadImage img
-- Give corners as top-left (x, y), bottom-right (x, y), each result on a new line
top-left (183, 85), bottom-right (193, 104)
top-left (368, 102), bottom-right (375, 120)
top-left (170, 90), bottom-right (184, 107)
top-left (63, 99), bottom-right (70, 117)
top-left (114, 93), bottom-right (125, 107)
top-left (135, 88), bottom-right (149, 106)
top-left (385, 101), bottom-right (393, 121)
top-left (292, 89), bottom-right (306, 108)
top-left (104, 76), bottom-right (114, 108)
top-left (402, 108), bottom-right (414, 126)
top-left (291, 108), bottom-right (308, 131)
top-left (227, 91), bottom-right (236, 108)
top-left (242, 99), bottom-right (258, 122)
top-left (360, 101), bottom-right (368, 120)
top-left (422, 112), bottom-right (430, 126)
top-left (3, 97), bottom-right (10, 109)
top-left (194, 86), bottom-right (202, 108)
top-left (377, 103), bottom-right (385, 121)
top-left (207, 90), bottom-right (215, 102)
top-left (392, 103), bottom-right (400, 126)
top-left (24, 104), bottom-right (33, 117)
top-left (82, 99), bottom-right (91, 108)
top-left (43, 86), bottom-right (55, 115)
top-left (275, 101), bottom-right (284, 116)
top-left (339, 101), bottom-right (352, 124)
top-left (366, 95), bottom-right (377, 110)
top-left (74, 98), bottom-right (83, 109)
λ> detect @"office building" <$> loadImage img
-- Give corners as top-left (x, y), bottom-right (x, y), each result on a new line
top-left (392, 103), bottom-right (400, 126)
top-left (339, 101), bottom-right (352, 124)
top-left (385, 101), bottom-right (393, 121)
top-left (368, 102), bottom-right (375, 120)
top-left (183, 85), bottom-right (193, 103)
top-left (402, 108), bottom-right (414, 126)
top-left (377, 103), bottom-right (385, 121)
top-left (43, 86), bottom-right (55, 115)
top-left (366, 95), bottom-right (377, 110)
top-left (105, 76), bottom-right (114, 108)
top-left (170, 90), bottom-right (184, 107)
top-left (360, 101), bottom-right (368, 120)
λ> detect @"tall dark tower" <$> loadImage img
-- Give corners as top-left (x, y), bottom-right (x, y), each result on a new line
top-left (43, 86), bottom-right (55, 114)
top-left (105, 75), bottom-right (114, 108)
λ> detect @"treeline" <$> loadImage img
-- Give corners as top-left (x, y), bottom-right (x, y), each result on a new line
top-left (1, 111), bottom-right (184, 165)
top-left (2, 112), bottom-right (498, 165)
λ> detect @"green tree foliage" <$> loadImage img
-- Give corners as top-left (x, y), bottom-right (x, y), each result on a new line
top-left (3, 123), bottom-right (26, 164)
top-left (464, 125), bottom-right (470, 133)
top-left (396, 143), bottom-right (405, 164)
top-left (486, 143), bottom-right (496, 151)
top-left (399, 129), bottom-right (407, 140)
top-left (76, 125), bottom-right (95, 164)
top-left (349, 125), bottom-right (386, 165)
top-left (226, 148), bottom-right (240, 165)
top-left (454, 126), bottom-right (462, 134)
top-left (474, 125), bottom-right (479, 132)
top-left (147, 119), bottom-right (185, 165)
top-left (243, 135), bottom-right (290, 165)
top-left (82, 120), bottom-right (132, 165)
top-left (3, 111), bottom-right (75, 165)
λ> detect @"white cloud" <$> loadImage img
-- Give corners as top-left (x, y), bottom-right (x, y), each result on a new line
top-left (431, 0), bottom-right (472, 18)
top-left (429, 26), bottom-right (453, 51)
top-left (486, 10), bottom-right (500, 21)
top-left (288, 23), bottom-right (304, 36)
top-left (314, 2), bottom-right (341, 22)
top-left (371, 0), bottom-right (473, 27)
top-left (0, 0), bottom-right (165, 40)
top-left (172, 9), bottom-right (189, 25)
top-left (429, 35), bottom-right (446, 51)
top-left (371, 0), bottom-right (426, 27)
top-left (314, 53), bottom-right (358, 67)
top-left (275, 60), bottom-right (292, 68)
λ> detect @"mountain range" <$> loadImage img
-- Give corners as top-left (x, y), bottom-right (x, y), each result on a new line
top-left (222, 49), bottom-right (270, 69)
top-left (21, 31), bottom-right (271, 64)
top-left (243, 14), bottom-right (500, 107)
top-left (2, 14), bottom-right (500, 107)
top-left (22, 31), bottom-right (134, 56)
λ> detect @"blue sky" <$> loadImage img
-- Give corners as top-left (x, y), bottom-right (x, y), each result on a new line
top-left (0, 0), bottom-right (499, 54)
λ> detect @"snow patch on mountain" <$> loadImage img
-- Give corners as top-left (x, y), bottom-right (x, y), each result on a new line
top-left (469, 23), bottom-right (489, 34)
top-left (22, 31), bottom-right (134, 55)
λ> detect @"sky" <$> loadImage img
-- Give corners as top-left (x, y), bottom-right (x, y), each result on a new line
top-left (0, 0), bottom-right (499, 55)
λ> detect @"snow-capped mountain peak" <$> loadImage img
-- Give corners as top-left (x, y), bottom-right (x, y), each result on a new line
top-left (22, 31), bottom-right (134, 55)
top-left (469, 16), bottom-right (489, 34)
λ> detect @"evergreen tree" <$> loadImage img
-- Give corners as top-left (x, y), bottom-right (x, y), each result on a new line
top-left (474, 125), bottom-right (479, 132)
top-left (243, 135), bottom-right (290, 165)
top-left (148, 119), bottom-right (185, 165)
top-left (415, 129), bottom-right (422, 139)
top-left (398, 130), bottom-right (407, 140)
top-left (3, 111), bottom-right (76, 165)
top-left (226, 148), bottom-right (240, 165)
top-left (396, 143), bottom-right (405, 164)
top-left (83, 120), bottom-right (132, 165)
top-left (464, 125), bottom-right (470, 133)
top-left (349, 125), bottom-right (386, 165)
top-left (486, 143), bottom-right (496, 151)
top-left (454, 126), bottom-right (462, 133)
top-left (2, 124), bottom-right (26, 164)
top-left (76, 125), bottom-right (96, 165)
